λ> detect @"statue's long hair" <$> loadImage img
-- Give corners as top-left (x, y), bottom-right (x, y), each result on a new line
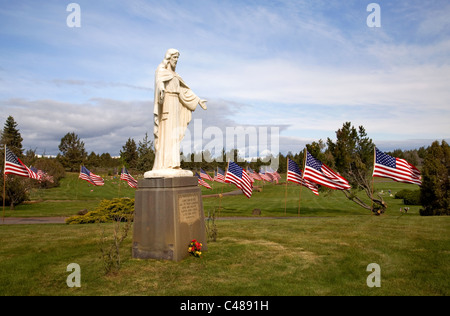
top-left (161, 48), bottom-right (179, 69)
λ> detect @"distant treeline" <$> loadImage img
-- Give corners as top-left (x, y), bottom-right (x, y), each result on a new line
top-left (1, 116), bottom-right (448, 215)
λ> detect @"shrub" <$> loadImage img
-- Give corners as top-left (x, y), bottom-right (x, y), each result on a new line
top-left (1, 177), bottom-right (28, 209)
top-left (66, 198), bottom-right (134, 224)
top-left (205, 208), bottom-right (218, 242)
top-left (395, 189), bottom-right (421, 205)
top-left (33, 158), bottom-right (66, 188)
top-left (420, 140), bottom-right (450, 216)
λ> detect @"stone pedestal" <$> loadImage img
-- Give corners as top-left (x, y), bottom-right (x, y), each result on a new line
top-left (132, 176), bottom-right (207, 262)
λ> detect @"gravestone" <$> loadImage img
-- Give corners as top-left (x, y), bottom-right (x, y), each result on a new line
top-left (132, 176), bottom-right (207, 261)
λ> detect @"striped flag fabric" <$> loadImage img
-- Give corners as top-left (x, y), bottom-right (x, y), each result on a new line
top-left (200, 168), bottom-right (213, 181)
top-left (259, 169), bottom-right (272, 182)
top-left (303, 151), bottom-right (351, 190)
top-left (247, 167), bottom-right (262, 181)
top-left (225, 161), bottom-right (253, 198)
top-left (31, 167), bottom-right (54, 183)
top-left (29, 166), bottom-right (43, 181)
top-left (195, 172), bottom-right (212, 189)
top-left (120, 167), bottom-right (138, 188)
top-left (27, 167), bottom-right (40, 180)
top-left (267, 167), bottom-right (281, 183)
top-left (245, 168), bottom-right (254, 183)
top-left (39, 169), bottom-right (54, 183)
top-left (287, 158), bottom-right (319, 195)
top-left (373, 147), bottom-right (421, 185)
top-left (4, 146), bottom-right (36, 179)
top-left (213, 167), bottom-right (227, 183)
top-left (79, 166), bottom-right (104, 186)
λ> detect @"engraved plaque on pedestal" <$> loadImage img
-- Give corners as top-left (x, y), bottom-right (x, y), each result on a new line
top-left (178, 193), bottom-right (200, 225)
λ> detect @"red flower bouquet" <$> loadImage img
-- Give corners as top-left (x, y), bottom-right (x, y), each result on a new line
top-left (188, 239), bottom-right (202, 258)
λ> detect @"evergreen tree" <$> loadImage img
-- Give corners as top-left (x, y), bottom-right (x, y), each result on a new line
top-left (136, 133), bottom-right (155, 172)
top-left (87, 151), bottom-right (100, 168)
top-left (99, 152), bottom-right (117, 169)
top-left (120, 138), bottom-right (138, 169)
top-left (420, 140), bottom-right (450, 216)
top-left (326, 122), bottom-right (386, 214)
top-left (0, 116), bottom-right (28, 209)
top-left (58, 132), bottom-right (87, 171)
top-left (1, 115), bottom-right (23, 156)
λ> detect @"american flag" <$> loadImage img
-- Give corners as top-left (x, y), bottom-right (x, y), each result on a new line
top-left (259, 168), bottom-right (272, 182)
top-left (41, 170), bottom-right (54, 183)
top-left (373, 147), bottom-right (421, 185)
top-left (303, 151), bottom-right (351, 190)
top-left (196, 172), bottom-right (212, 189)
top-left (213, 167), bottom-right (227, 183)
top-left (245, 168), bottom-right (254, 183)
top-left (4, 146), bottom-right (37, 179)
top-left (120, 167), bottom-right (138, 188)
top-left (287, 158), bottom-right (319, 195)
top-left (247, 167), bottom-right (262, 181)
top-left (79, 166), bottom-right (104, 186)
top-left (266, 167), bottom-right (281, 183)
top-left (33, 167), bottom-right (54, 183)
top-left (29, 166), bottom-right (43, 181)
top-left (225, 161), bottom-right (253, 198)
top-left (200, 168), bottom-right (213, 181)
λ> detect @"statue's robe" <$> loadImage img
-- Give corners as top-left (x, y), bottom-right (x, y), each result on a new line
top-left (152, 65), bottom-right (200, 170)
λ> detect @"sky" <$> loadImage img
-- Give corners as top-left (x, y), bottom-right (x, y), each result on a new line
top-left (1, 0), bottom-right (449, 157)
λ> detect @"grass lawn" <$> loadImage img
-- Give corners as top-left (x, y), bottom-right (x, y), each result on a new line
top-left (0, 216), bottom-right (448, 296)
top-left (1, 173), bottom-right (448, 296)
top-left (3, 173), bottom-right (422, 218)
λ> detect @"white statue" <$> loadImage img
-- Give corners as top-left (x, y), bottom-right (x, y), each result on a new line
top-left (144, 49), bottom-right (207, 178)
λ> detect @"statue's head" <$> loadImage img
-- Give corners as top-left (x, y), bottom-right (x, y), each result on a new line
top-left (163, 48), bottom-right (180, 70)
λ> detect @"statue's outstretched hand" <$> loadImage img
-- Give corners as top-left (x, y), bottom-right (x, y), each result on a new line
top-left (199, 99), bottom-right (207, 110)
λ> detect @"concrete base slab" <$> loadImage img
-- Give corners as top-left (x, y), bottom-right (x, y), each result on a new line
top-left (143, 168), bottom-right (193, 178)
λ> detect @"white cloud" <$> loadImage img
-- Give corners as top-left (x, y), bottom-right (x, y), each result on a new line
top-left (195, 58), bottom-right (450, 111)
top-left (1, 0), bottom-right (449, 157)
top-left (0, 98), bottom-right (151, 155)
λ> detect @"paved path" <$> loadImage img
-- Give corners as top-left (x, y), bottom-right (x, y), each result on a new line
top-left (202, 189), bottom-right (244, 198)
top-left (1, 187), bottom-right (283, 225)
top-left (0, 217), bottom-right (67, 225)
top-left (0, 216), bottom-right (300, 225)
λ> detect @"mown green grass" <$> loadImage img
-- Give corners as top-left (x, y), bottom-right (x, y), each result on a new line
top-left (6, 173), bottom-right (136, 217)
top-left (3, 173), bottom-right (422, 218)
top-left (0, 174), bottom-right (448, 296)
top-left (0, 216), bottom-right (448, 295)
top-left (203, 179), bottom-right (422, 217)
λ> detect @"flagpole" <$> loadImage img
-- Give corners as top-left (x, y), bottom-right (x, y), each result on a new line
top-left (298, 149), bottom-right (307, 217)
top-left (284, 157), bottom-right (288, 215)
top-left (298, 183), bottom-right (303, 217)
top-left (222, 160), bottom-right (231, 217)
top-left (118, 166), bottom-right (123, 198)
top-left (371, 147), bottom-right (376, 215)
top-left (218, 167), bottom-right (223, 214)
top-left (76, 164), bottom-right (81, 200)
top-left (210, 169), bottom-right (214, 189)
top-left (2, 172), bottom-right (5, 223)
top-left (2, 145), bottom-right (6, 223)
top-left (302, 148), bottom-right (307, 178)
